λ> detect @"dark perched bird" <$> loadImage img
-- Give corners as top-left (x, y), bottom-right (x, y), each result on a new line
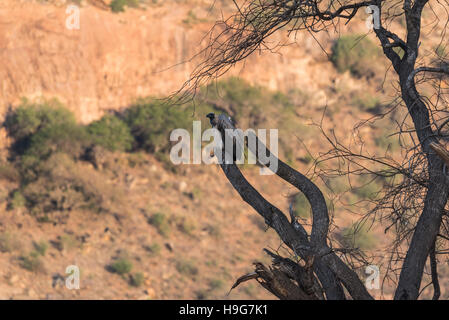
top-left (206, 112), bottom-right (235, 128)
top-left (206, 113), bottom-right (242, 162)
top-left (218, 114), bottom-right (235, 129)
top-left (206, 113), bottom-right (218, 127)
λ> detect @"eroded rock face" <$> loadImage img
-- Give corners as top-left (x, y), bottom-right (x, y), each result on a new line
top-left (0, 1), bottom-right (200, 123)
top-left (0, 1), bottom-right (335, 126)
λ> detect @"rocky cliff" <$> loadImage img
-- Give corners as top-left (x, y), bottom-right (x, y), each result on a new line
top-left (0, 0), bottom-right (362, 124)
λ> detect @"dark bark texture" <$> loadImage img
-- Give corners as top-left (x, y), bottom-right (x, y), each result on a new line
top-left (198, 0), bottom-right (449, 300)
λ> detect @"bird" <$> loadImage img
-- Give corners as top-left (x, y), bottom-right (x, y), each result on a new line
top-left (206, 113), bottom-right (242, 163)
top-left (217, 114), bottom-right (235, 129)
top-left (206, 113), bottom-right (235, 129)
top-left (206, 113), bottom-right (218, 127)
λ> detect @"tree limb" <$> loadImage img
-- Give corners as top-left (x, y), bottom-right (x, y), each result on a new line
top-left (429, 241), bottom-right (440, 300)
top-left (213, 114), bottom-right (373, 299)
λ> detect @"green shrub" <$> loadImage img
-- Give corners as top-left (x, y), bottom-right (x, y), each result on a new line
top-left (200, 78), bottom-right (304, 148)
top-left (6, 103), bottom-right (133, 185)
top-left (340, 223), bottom-right (376, 250)
top-left (124, 99), bottom-right (191, 155)
top-left (33, 240), bottom-right (49, 256)
top-left (183, 10), bottom-right (207, 26)
top-left (5, 99), bottom-right (76, 155)
top-left (87, 114), bottom-right (134, 152)
top-left (177, 216), bottom-right (196, 236)
top-left (176, 259), bottom-right (198, 276)
top-left (352, 95), bottom-right (383, 113)
top-left (129, 272), bottom-right (145, 287)
top-left (202, 78), bottom-right (266, 125)
top-left (110, 258), bottom-right (133, 275)
top-left (204, 224), bottom-right (221, 238)
top-left (372, 120), bottom-right (401, 154)
top-left (299, 154), bottom-right (313, 165)
top-left (56, 234), bottom-right (80, 251)
top-left (145, 242), bottom-right (161, 256)
top-left (127, 152), bottom-right (148, 168)
top-left (277, 113), bottom-right (314, 162)
top-left (9, 190), bottom-right (26, 210)
top-left (110, 0), bottom-right (139, 12)
top-left (20, 251), bottom-right (45, 273)
top-left (331, 35), bottom-right (381, 78)
top-left (292, 193), bottom-right (310, 219)
top-left (351, 175), bottom-right (383, 201)
top-left (5, 102), bottom-right (91, 184)
top-left (326, 176), bottom-right (349, 194)
top-left (148, 212), bottom-right (171, 237)
top-left (16, 122), bottom-right (91, 185)
top-left (191, 187), bottom-right (202, 200)
top-left (243, 283), bottom-right (256, 297)
top-left (24, 123), bottom-right (90, 162)
top-left (0, 232), bottom-right (22, 253)
top-left (353, 183), bottom-right (378, 200)
top-left (375, 134), bottom-right (400, 153)
top-left (209, 278), bottom-right (224, 291)
top-left (127, 0), bottom-right (140, 7)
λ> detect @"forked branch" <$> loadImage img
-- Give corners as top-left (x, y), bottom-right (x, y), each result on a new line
top-left (212, 114), bottom-right (373, 300)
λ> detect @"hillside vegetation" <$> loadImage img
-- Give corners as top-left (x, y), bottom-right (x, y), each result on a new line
top-left (0, 74), bottom-right (418, 299)
top-left (0, 0), bottom-right (447, 300)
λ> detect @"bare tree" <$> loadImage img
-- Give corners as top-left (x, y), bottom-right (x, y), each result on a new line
top-left (183, 0), bottom-right (449, 300)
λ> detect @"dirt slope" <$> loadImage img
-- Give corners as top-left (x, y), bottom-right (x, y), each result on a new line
top-left (0, 0), bottom-right (448, 300)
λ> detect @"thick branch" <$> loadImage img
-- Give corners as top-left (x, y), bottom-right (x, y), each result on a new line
top-left (213, 114), bottom-right (373, 300)
top-left (394, 7), bottom-right (449, 298)
top-left (429, 241), bottom-right (440, 300)
top-left (430, 142), bottom-right (449, 168)
top-left (406, 66), bottom-right (449, 101)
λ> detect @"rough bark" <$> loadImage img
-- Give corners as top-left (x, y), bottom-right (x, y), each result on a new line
top-left (370, 0), bottom-right (449, 300)
top-left (214, 115), bottom-right (373, 300)
top-left (199, 0), bottom-right (449, 300)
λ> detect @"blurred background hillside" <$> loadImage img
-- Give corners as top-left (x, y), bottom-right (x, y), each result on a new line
top-left (0, 0), bottom-right (447, 299)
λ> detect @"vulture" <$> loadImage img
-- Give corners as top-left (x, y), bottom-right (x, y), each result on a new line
top-left (206, 113), bottom-right (242, 163)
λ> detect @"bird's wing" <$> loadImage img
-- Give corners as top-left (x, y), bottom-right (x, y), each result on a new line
top-left (217, 114), bottom-right (245, 162)
top-left (217, 114), bottom-right (236, 130)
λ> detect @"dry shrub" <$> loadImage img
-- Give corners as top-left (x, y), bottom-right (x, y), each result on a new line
top-left (22, 153), bottom-right (123, 222)
top-left (0, 162), bottom-right (20, 183)
top-left (0, 232), bottom-right (22, 253)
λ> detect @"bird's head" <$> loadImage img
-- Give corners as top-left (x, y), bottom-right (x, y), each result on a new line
top-left (206, 113), bottom-right (216, 126)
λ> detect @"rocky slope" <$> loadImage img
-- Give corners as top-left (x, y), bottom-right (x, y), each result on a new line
top-left (0, 0), bottom-right (448, 300)
top-left (0, 0), bottom-right (379, 123)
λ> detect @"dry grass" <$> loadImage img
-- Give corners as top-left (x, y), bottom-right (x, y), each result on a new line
top-left (21, 153), bottom-right (124, 222)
